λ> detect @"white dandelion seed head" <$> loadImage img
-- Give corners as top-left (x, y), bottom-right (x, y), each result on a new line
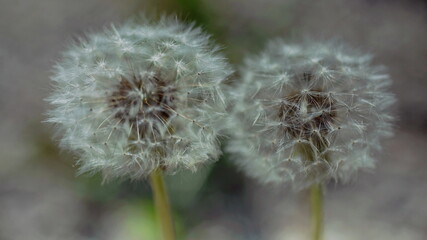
top-left (47, 16), bottom-right (233, 180)
top-left (226, 40), bottom-right (395, 190)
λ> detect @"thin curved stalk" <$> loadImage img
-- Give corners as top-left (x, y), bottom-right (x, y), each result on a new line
top-left (310, 183), bottom-right (323, 240)
top-left (150, 168), bottom-right (175, 240)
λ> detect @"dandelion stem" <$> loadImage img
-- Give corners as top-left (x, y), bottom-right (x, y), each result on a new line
top-left (310, 183), bottom-right (323, 240)
top-left (150, 168), bottom-right (175, 240)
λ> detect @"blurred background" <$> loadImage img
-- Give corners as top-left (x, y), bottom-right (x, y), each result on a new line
top-left (1, 0), bottom-right (427, 239)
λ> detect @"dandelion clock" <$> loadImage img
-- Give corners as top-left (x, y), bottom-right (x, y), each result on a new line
top-left (226, 40), bottom-right (395, 240)
top-left (46, 16), bottom-right (233, 240)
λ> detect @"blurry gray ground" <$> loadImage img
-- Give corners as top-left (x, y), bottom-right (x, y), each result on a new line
top-left (1, 0), bottom-right (426, 239)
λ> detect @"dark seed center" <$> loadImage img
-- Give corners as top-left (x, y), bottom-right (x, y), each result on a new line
top-left (109, 74), bottom-right (177, 138)
top-left (278, 73), bottom-right (337, 141)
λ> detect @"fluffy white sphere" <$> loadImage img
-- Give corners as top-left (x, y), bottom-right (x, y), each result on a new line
top-left (47, 16), bottom-right (233, 180)
top-left (226, 40), bottom-right (395, 189)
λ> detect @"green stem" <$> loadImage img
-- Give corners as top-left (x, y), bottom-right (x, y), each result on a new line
top-left (310, 183), bottom-right (324, 240)
top-left (150, 168), bottom-right (176, 240)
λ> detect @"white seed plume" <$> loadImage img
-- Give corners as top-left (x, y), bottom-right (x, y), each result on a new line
top-left (227, 40), bottom-right (395, 189)
top-left (47, 17), bottom-right (232, 180)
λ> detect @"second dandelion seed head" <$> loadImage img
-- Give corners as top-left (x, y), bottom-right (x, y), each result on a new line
top-left (227, 40), bottom-right (395, 189)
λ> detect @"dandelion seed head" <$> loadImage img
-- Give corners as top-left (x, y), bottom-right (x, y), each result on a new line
top-left (227, 40), bottom-right (395, 189)
top-left (47, 16), bottom-right (233, 180)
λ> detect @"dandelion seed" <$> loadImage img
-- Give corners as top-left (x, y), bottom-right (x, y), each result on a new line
top-left (46, 16), bottom-right (233, 180)
top-left (226, 40), bottom-right (395, 190)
